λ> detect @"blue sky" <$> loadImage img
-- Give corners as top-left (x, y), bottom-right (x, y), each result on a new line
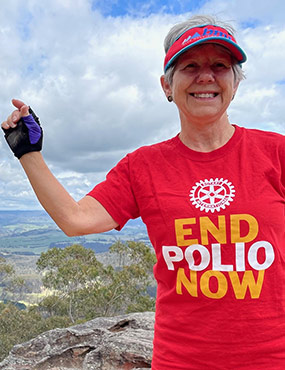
top-left (0, 0), bottom-right (284, 210)
top-left (91, 0), bottom-right (208, 17)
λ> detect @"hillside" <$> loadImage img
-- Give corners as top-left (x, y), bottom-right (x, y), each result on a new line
top-left (0, 210), bottom-right (152, 304)
top-left (0, 210), bottom-right (149, 256)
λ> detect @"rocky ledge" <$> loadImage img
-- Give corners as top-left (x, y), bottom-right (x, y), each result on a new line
top-left (0, 311), bottom-right (155, 370)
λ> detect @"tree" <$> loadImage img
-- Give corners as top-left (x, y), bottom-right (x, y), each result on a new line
top-left (0, 257), bottom-right (25, 302)
top-left (37, 244), bottom-right (104, 323)
top-left (0, 302), bottom-right (70, 362)
top-left (107, 240), bottom-right (157, 314)
top-left (37, 241), bottom-right (156, 322)
top-left (0, 241), bottom-right (157, 362)
top-left (0, 257), bottom-right (14, 286)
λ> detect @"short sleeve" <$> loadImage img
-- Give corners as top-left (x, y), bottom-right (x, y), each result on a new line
top-left (87, 155), bottom-right (140, 230)
top-left (280, 139), bottom-right (285, 196)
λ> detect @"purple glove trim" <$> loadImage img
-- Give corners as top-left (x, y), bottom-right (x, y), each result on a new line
top-left (22, 114), bottom-right (42, 144)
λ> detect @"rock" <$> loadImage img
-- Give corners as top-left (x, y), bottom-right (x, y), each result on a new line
top-left (0, 312), bottom-right (154, 370)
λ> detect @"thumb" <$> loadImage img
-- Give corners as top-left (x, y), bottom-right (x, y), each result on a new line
top-left (20, 104), bottom-right (30, 117)
top-left (11, 99), bottom-right (29, 117)
top-left (12, 98), bottom-right (26, 110)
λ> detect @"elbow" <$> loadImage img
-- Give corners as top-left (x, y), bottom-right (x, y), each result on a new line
top-left (57, 220), bottom-right (85, 237)
top-left (54, 211), bottom-right (116, 237)
top-left (60, 223), bottom-right (101, 237)
top-left (62, 226), bottom-right (85, 237)
top-left (63, 229), bottom-right (78, 237)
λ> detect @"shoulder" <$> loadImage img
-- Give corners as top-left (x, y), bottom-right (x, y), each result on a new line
top-left (127, 136), bottom-right (179, 160)
top-left (237, 127), bottom-right (285, 175)
top-left (241, 126), bottom-right (284, 143)
top-left (239, 126), bottom-right (285, 154)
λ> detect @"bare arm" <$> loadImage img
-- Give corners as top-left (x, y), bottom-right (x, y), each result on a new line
top-left (20, 152), bottom-right (118, 236)
top-left (2, 99), bottom-right (119, 236)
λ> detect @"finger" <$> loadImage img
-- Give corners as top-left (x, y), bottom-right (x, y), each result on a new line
top-left (3, 109), bottom-right (22, 129)
top-left (9, 99), bottom-right (29, 125)
top-left (11, 110), bottom-right (22, 125)
top-left (12, 99), bottom-right (26, 110)
top-left (20, 104), bottom-right (30, 117)
top-left (2, 102), bottom-right (30, 131)
top-left (1, 121), bottom-right (10, 129)
top-left (8, 106), bottom-right (29, 126)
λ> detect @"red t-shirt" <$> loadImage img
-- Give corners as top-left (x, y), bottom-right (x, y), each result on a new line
top-left (88, 125), bottom-right (285, 369)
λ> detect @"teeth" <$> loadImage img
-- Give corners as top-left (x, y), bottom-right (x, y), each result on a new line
top-left (193, 93), bottom-right (216, 98)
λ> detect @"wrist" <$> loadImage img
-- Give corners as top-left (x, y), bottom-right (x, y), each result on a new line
top-left (20, 151), bottom-right (43, 164)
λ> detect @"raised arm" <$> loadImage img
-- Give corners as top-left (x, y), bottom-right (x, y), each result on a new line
top-left (1, 99), bottom-right (119, 236)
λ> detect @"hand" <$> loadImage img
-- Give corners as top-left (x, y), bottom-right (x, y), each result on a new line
top-left (1, 99), bottom-right (43, 159)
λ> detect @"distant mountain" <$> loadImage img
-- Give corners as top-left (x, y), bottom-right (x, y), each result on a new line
top-left (0, 210), bottom-right (54, 227)
top-left (0, 210), bottom-right (149, 255)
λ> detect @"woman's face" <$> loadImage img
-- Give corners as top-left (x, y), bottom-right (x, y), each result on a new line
top-left (161, 44), bottom-right (239, 126)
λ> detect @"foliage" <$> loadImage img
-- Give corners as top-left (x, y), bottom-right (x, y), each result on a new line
top-left (107, 240), bottom-right (157, 314)
top-left (0, 257), bottom-right (25, 302)
top-left (0, 257), bottom-right (14, 285)
top-left (0, 302), bottom-right (71, 361)
top-left (37, 244), bottom-right (105, 322)
top-left (37, 244), bottom-right (103, 291)
top-left (0, 241), bottom-right (156, 362)
top-left (37, 241), bottom-right (156, 322)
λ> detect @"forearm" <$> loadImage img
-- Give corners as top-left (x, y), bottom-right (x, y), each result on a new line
top-left (3, 101), bottom-right (118, 236)
top-left (20, 151), bottom-right (81, 235)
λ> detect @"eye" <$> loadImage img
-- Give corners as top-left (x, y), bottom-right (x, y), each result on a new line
top-left (212, 62), bottom-right (231, 71)
top-left (184, 62), bottom-right (198, 71)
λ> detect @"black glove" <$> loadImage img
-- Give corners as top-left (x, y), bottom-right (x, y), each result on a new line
top-left (2, 107), bottom-right (43, 159)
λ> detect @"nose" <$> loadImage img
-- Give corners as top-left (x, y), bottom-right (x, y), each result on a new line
top-left (196, 66), bottom-right (215, 84)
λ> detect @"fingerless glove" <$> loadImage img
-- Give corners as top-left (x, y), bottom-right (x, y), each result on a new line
top-left (2, 107), bottom-right (43, 159)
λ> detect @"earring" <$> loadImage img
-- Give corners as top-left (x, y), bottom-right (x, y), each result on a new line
top-left (167, 96), bottom-right (173, 102)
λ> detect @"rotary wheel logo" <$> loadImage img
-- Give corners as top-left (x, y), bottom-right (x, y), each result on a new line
top-left (190, 178), bottom-right (235, 213)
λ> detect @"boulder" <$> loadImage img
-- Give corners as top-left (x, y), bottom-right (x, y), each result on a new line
top-left (0, 312), bottom-right (154, 370)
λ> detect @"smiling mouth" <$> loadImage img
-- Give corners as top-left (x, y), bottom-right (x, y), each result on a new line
top-left (190, 93), bottom-right (219, 98)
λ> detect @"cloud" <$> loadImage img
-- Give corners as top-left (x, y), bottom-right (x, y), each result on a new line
top-left (0, 0), bottom-right (284, 209)
top-left (199, 0), bottom-right (285, 26)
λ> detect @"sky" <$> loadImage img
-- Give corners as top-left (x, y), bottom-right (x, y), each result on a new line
top-left (0, 0), bottom-right (284, 210)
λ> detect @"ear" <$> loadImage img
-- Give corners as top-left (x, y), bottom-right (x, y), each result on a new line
top-left (233, 80), bottom-right (240, 95)
top-left (231, 80), bottom-right (240, 101)
top-left (160, 75), bottom-right (172, 99)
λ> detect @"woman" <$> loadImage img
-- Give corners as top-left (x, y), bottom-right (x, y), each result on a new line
top-left (2, 15), bottom-right (285, 370)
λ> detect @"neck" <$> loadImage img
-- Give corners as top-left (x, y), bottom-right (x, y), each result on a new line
top-left (179, 114), bottom-right (235, 152)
